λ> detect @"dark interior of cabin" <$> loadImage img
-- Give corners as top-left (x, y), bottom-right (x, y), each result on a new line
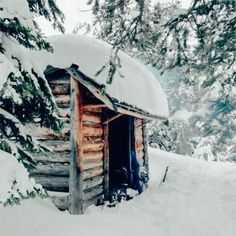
top-left (108, 115), bottom-right (135, 190)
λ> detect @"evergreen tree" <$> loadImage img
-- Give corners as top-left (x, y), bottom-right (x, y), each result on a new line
top-left (88, 0), bottom-right (236, 161)
top-left (0, 0), bottom-right (64, 204)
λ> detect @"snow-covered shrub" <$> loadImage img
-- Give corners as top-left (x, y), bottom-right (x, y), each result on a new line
top-left (0, 150), bottom-right (46, 206)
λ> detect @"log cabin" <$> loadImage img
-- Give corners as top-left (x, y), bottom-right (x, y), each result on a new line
top-left (29, 35), bottom-right (169, 214)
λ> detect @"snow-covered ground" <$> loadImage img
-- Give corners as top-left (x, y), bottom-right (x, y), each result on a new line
top-left (1, 148), bottom-right (236, 236)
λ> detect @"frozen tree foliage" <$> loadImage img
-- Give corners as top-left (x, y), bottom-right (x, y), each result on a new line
top-left (88, 0), bottom-right (235, 161)
top-left (0, 0), bottom-right (64, 204)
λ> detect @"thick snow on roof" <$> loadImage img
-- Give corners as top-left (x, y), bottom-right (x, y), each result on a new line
top-left (30, 34), bottom-right (169, 119)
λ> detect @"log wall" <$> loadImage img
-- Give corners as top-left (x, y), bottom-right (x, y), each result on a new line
top-left (30, 73), bottom-right (105, 209)
top-left (30, 73), bottom-right (71, 192)
top-left (134, 118), bottom-right (146, 168)
top-left (82, 106), bottom-right (104, 205)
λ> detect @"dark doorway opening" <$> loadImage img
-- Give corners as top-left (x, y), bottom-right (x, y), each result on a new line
top-left (108, 115), bottom-right (135, 190)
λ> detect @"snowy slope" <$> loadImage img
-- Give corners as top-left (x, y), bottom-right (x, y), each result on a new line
top-left (1, 148), bottom-right (236, 236)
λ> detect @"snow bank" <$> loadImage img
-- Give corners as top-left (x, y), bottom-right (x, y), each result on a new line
top-left (28, 34), bottom-right (169, 119)
top-left (1, 148), bottom-right (236, 236)
top-left (0, 150), bottom-right (41, 204)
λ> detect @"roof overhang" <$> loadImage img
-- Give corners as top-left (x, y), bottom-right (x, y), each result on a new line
top-left (66, 66), bottom-right (167, 121)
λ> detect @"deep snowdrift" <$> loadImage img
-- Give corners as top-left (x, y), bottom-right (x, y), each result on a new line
top-left (1, 148), bottom-right (236, 236)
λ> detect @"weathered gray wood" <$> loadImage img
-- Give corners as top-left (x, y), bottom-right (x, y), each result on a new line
top-left (83, 176), bottom-right (104, 190)
top-left (103, 123), bottom-right (110, 200)
top-left (84, 195), bottom-right (103, 209)
top-left (39, 140), bottom-right (70, 152)
top-left (84, 160), bottom-right (103, 171)
top-left (83, 166), bottom-right (103, 180)
top-left (32, 175), bottom-right (69, 192)
top-left (30, 163), bottom-right (69, 176)
top-left (84, 184), bottom-right (103, 200)
top-left (33, 152), bottom-right (70, 164)
top-left (69, 77), bottom-right (84, 215)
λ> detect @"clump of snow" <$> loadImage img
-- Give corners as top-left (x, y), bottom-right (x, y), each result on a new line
top-left (1, 148), bottom-right (236, 236)
top-left (0, 150), bottom-right (43, 205)
top-left (27, 34), bottom-right (169, 119)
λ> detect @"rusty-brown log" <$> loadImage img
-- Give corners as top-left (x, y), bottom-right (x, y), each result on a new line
top-left (83, 125), bottom-right (103, 137)
top-left (83, 113), bottom-right (101, 124)
top-left (83, 151), bottom-right (103, 162)
top-left (136, 143), bottom-right (144, 153)
top-left (83, 142), bottom-right (104, 153)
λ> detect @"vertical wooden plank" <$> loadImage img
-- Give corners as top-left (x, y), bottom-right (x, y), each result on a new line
top-left (69, 77), bottom-right (84, 214)
top-left (142, 123), bottom-right (149, 177)
top-left (103, 118), bottom-right (110, 200)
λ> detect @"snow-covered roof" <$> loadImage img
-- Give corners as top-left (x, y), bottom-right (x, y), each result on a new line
top-left (30, 34), bottom-right (169, 120)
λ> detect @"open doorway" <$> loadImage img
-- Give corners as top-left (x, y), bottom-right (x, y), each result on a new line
top-left (108, 115), bottom-right (135, 190)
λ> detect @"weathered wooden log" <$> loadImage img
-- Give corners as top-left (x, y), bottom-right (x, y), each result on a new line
top-left (37, 125), bottom-right (70, 140)
top-left (83, 125), bottom-right (103, 137)
top-left (83, 142), bottom-right (104, 153)
top-left (83, 167), bottom-right (103, 180)
top-left (135, 126), bottom-right (143, 134)
top-left (39, 140), bottom-right (71, 152)
top-left (51, 83), bottom-right (70, 95)
top-left (33, 152), bottom-right (70, 164)
top-left (54, 95), bottom-right (70, 105)
top-left (136, 143), bottom-right (144, 152)
top-left (84, 184), bottom-right (103, 200)
top-left (69, 77), bottom-right (84, 214)
top-left (137, 150), bottom-right (144, 160)
top-left (83, 107), bottom-right (102, 113)
top-left (30, 163), bottom-right (69, 176)
top-left (103, 122), bottom-right (109, 200)
top-left (83, 136), bottom-right (102, 143)
top-left (83, 176), bottom-right (104, 190)
top-left (83, 151), bottom-right (103, 162)
top-left (135, 139), bottom-right (144, 148)
top-left (32, 175), bottom-right (69, 192)
top-left (142, 125), bottom-right (149, 176)
top-left (83, 113), bottom-right (101, 124)
top-left (83, 160), bottom-right (103, 171)
top-left (84, 195), bottom-right (103, 209)
top-left (135, 118), bottom-right (142, 127)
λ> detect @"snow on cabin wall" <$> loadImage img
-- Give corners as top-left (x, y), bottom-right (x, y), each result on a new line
top-left (26, 34), bottom-right (169, 120)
